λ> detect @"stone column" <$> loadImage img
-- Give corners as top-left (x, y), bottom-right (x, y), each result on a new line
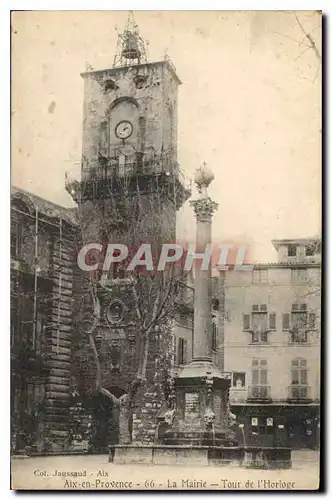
top-left (161, 164), bottom-right (233, 448)
top-left (190, 165), bottom-right (218, 361)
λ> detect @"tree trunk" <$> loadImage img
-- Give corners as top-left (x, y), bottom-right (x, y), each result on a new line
top-left (119, 399), bottom-right (131, 444)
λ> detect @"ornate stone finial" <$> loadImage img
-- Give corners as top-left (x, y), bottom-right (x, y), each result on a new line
top-left (190, 163), bottom-right (218, 222)
top-left (194, 162), bottom-right (215, 196)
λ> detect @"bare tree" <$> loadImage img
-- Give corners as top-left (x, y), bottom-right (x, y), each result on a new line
top-left (274, 11), bottom-right (322, 82)
top-left (67, 159), bottom-right (189, 444)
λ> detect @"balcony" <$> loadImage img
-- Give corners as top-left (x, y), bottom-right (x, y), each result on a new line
top-left (247, 385), bottom-right (272, 402)
top-left (249, 330), bottom-right (269, 345)
top-left (288, 330), bottom-right (309, 345)
top-left (65, 154), bottom-right (191, 206)
top-left (287, 385), bottom-right (312, 402)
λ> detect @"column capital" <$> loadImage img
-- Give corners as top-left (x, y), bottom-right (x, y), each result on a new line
top-left (190, 197), bottom-right (218, 222)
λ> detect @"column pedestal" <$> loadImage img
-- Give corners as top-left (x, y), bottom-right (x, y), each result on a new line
top-left (161, 165), bottom-right (236, 448)
top-left (162, 360), bottom-right (236, 446)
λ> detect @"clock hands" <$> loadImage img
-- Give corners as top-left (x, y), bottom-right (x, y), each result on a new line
top-left (116, 121), bottom-right (132, 139)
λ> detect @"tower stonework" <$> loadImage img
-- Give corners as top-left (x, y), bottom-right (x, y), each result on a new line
top-left (67, 23), bottom-right (190, 449)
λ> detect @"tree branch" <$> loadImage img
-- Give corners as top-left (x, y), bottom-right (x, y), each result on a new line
top-left (294, 12), bottom-right (321, 61)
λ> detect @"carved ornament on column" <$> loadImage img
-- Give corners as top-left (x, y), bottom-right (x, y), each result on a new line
top-left (190, 197), bottom-right (218, 223)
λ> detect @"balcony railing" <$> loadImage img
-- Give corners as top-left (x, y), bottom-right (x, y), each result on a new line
top-left (287, 385), bottom-right (312, 401)
top-left (247, 385), bottom-right (272, 401)
top-left (249, 331), bottom-right (269, 344)
top-left (288, 330), bottom-right (309, 344)
top-left (81, 155), bottom-right (182, 182)
top-left (65, 155), bottom-right (192, 204)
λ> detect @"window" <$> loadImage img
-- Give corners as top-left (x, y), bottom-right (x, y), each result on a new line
top-left (308, 313), bottom-right (316, 329)
top-left (35, 299), bottom-right (47, 354)
top-left (244, 306), bottom-right (275, 341)
top-left (135, 75), bottom-right (147, 89)
top-left (288, 245), bottom-right (297, 257)
top-left (104, 79), bottom-right (118, 92)
top-left (291, 304), bottom-right (308, 342)
top-left (269, 313), bottom-right (276, 330)
top-left (290, 328), bottom-right (308, 343)
top-left (251, 359), bottom-right (269, 399)
top-left (291, 268), bottom-right (308, 283)
top-left (283, 313), bottom-right (290, 330)
top-left (212, 298), bottom-right (220, 311)
top-left (306, 244), bottom-right (316, 256)
top-left (177, 337), bottom-right (188, 365)
top-left (232, 372), bottom-right (245, 389)
top-left (243, 314), bottom-right (250, 330)
top-left (252, 269), bottom-right (268, 284)
top-left (284, 305), bottom-right (315, 339)
top-left (11, 221), bottom-right (22, 260)
top-left (290, 359), bottom-right (309, 399)
top-left (251, 312), bottom-right (268, 343)
top-left (178, 312), bottom-right (193, 330)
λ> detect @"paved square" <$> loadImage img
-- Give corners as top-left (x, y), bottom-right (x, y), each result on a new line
top-left (11, 450), bottom-right (320, 491)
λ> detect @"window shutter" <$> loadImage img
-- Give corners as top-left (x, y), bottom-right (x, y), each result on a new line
top-left (308, 313), bottom-right (316, 329)
top-left (269, 313), bottom-right (276, 330)
top-left (252, 369), bottom-right (259, 385)
top-left (300, 369), bottom-right (307, 385)
top-left (176, 338), bottom-right (181, 365)
top-left (212, 323), bottom-right (217, 351)
top-left (243, 314), bottom-right (250, 330)
top-left (260, 370), bottom-right (268, 385)
top-left (291, 369), bottom-right (299, 384)
top-left (283, 313), bottom-right (290, 330)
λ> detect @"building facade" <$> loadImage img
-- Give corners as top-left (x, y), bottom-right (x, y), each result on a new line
top-left (224, 238), bottom-right (321, 449)
top-left (173, 238), bottom-right (321, 449)
top-left (10, 187), bottom-right (77, 453)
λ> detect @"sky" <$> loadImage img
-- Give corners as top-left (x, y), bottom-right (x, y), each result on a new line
top-left (11, 10), bottom-right (322, 262)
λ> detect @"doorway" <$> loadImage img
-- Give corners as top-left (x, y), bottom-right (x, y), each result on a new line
top-left (85, 387), bottom-right (126, 453)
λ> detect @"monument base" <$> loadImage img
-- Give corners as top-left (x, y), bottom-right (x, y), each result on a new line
top-left (161, 424), bottom-right (237, 447)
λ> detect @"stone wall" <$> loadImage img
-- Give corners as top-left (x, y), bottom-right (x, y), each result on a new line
top-left (43, 226), bottom-right (76, 451)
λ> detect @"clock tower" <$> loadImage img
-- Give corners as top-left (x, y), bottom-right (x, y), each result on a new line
top-left (67, 13), bottom-right (190, 448)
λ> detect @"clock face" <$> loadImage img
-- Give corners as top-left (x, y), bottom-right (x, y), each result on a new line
top-left (115, 120), bottom-right (133, 140)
